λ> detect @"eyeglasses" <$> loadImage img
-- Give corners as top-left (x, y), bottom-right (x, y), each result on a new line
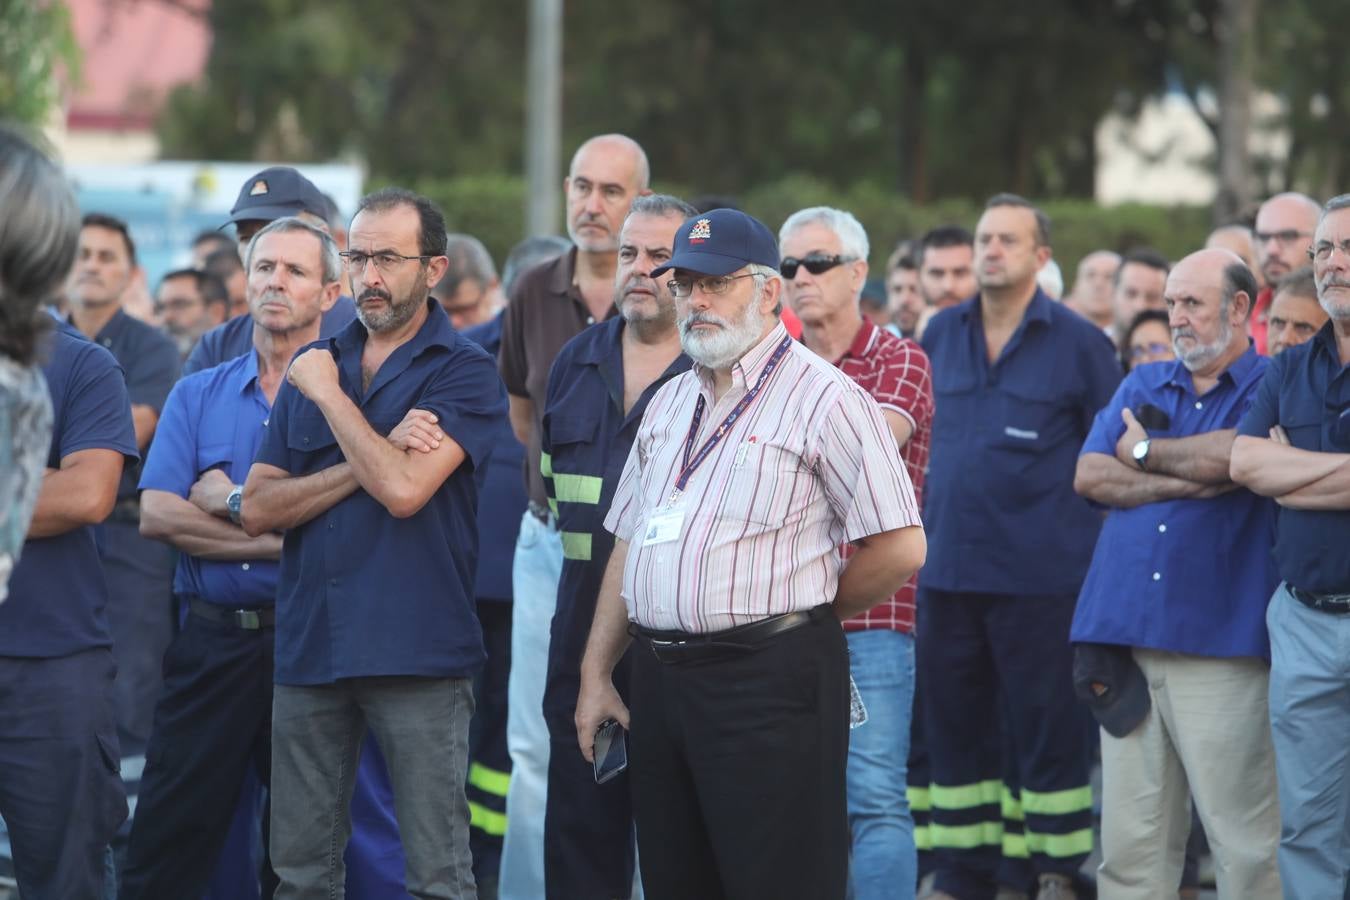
top-left (339, 250), bottom-right (435, 273)
top-left (779, 254), bottom-right (857, 279)
top-left (1255, 229), bottom-right (1312, 247)
top-left (1129, 342), bottom-right (1172, 361)
top-left (667, 272), bottom-right (757, 298)
top-left (1309, 239), bottom-right (1350, 262)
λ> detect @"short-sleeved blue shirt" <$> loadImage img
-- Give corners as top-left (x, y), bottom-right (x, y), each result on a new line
top-left (461, 312), bottom-right (527, 602)
top-left (183, 295), bottom-right (358, 377)
top-left (80, 308), bottom-right (179, 498)
top-left (1072, 347), bottom-right (1277, 658)
top-left (1236, 322), bottom-right (1350, 593)
top-left (139, 351), bottom-right (277, 607)
top-left (255, 299), bottom-right (507, 685)
top-left (0, 322), bottom-right (138, 657)
top-left (920, 289), bottom-right (1122, 596)
top-left (541, 318), bottom-right (691, 682)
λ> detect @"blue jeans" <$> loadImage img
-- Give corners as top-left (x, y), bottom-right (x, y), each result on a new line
top-left (846, 629), bottom-right (917, 900)
top-left (1267, 583), bottom-right (1350, 900)
top-left (498, 513), bottom-right (562, 900)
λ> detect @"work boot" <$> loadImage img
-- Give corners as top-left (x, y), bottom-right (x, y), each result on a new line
top-left (1034, 873), bottom-right (1077, 900)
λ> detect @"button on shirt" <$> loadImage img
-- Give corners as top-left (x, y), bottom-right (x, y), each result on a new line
top-left (920, 290), bottom-right (1122, 596)
top-left (1236, 322), bottom-right (1350, 593)
top-left (833, 319), bottom-right (934, 634)
top-left (139, 351), bottom-right (277, 608)
top-left (462, 312), bottom-right (528, 602)
top-left (1072, 347), bottom-right (1277, 658)
top-left (605, 322), bottom-right (923, 633)
top-left (183, 295), bottom-right (358, 377)
top-left (0, 323), bottom-right (138, 657)
top-left (542, 317), bottom-right (691, 662)
top-left (255, 299), bottom-right (508, 685)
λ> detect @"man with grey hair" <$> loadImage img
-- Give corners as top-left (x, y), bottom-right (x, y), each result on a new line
top-left (1250, 192), bottom-right (1322, 355)
top-left (1232, 192), bottom-right (1350, 899)
top-left (497, 133), bottom-right (651, 899)
top-left (538, 193), bottom-right (695, 898)
top-left (433, 234), bottom-right (506, 330)
top-left (780, 205), bottom-right (934, 900)
top-left (575, 207), bottom-right (925, 900)
top-left (1073, 248), bottom-right (1280, 899)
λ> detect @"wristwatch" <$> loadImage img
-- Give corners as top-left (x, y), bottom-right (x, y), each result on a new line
top-left (227, 485), bottom-right (244, 525)
top-left (1131, 438), bottom-right (1151, 471)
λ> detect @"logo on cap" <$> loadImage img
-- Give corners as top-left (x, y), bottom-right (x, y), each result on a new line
top-left (249, 180), bottom-right (269, 196)
top-left (689, 218), bottom-right (712, 244)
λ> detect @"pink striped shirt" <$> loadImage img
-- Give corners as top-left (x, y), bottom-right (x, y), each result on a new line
top-left (604, 321), bottom-right (923, 633)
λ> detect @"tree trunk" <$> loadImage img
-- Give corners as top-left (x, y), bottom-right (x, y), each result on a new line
top-left (1214, 0), bottom-right (1258, 224)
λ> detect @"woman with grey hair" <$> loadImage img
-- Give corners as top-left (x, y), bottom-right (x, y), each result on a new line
top-left (0, 124), bottom-right (80, 601)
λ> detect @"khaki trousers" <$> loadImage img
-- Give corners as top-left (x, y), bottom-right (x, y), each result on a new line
top-left (1097, 649), bottom-right (1281, 900)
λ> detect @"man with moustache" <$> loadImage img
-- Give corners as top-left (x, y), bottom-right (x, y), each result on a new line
top-left (497, 133), bottom-right (650, 898)
top-left (574, 208), bottom-right (926, 900)
top-left (1249, 192), bottom-right (1321, 355)
top-left (243, 189), bottom-right (506, 898)
top-left (537, 194), bottom-right (695, 898)
top-left (1072, 249), bottom-right (1280, 899)
top-left (919, 195), bottom-right (1121, 900)
top-left (1267, 267), bottom-right (1329, 357)
top-left (780, 207), bottom-right (934, 900)
top-left (67, 213), bottom-right (182, 751)
top-left (1231, 193), bottom-right (1350, 899)
top-left (154, 268), bottom-right (229, 360)
top-left (122, 217), bottom-right (412, 900)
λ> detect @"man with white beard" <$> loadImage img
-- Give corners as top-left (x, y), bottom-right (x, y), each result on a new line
top-left (1232, 192), bottom-right (1350, 899)
top-left (574, 208), bottom-right (926, 900)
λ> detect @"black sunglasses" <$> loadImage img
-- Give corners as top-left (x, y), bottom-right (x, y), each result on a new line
top-left (780, 254), bottom-right (857, 279)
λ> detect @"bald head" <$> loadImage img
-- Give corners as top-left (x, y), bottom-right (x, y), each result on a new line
top-left (1255, 192), bottom-right (1321, 285)
top-left (1166, 248), bottom-right (1256, 373)
top-left (564, 134), bottom-right (652, 254)
top-left (1205, 224), bottom-right (1259, 284)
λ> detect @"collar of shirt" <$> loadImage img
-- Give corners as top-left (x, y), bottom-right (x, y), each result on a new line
top-left (836, 317), bottom-right (880, 364)
top-left (1161, 340), bottom-right (1262, 397)
top-left (693, 320), bottom-right (792, 398)
top-left (331, 297), bottom-right (455, 401)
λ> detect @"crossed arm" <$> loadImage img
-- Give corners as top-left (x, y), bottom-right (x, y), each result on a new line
top-left (1231, 429), bottom-right (1350, 510)
top-left (1074, 409), bottom-right (1238, 509)
top-left (26, 449), bottom-right (124, 539)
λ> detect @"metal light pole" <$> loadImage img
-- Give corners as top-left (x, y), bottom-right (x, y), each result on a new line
top-left (525, 0), bottom-right (562, 238)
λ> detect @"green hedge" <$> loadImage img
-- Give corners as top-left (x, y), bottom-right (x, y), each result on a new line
top-left (407, 173), bottom-right (1213, 283)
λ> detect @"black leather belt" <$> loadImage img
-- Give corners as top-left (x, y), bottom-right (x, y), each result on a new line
top-left (527, 500), bottom-right (556, 528)
top-left (632, 605), bottom-right (831, 664)
top-left (1289, 585), bottom-right (1350, 615)
top-left (187, 595), bottom-right (275, 630)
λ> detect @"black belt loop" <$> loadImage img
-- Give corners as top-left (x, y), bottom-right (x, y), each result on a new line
top-left (186, 595), bottom-right (275, 630)
top-left (634, 605), bottom-right (831, 665)
top-left (1289, 584), bottom-right (1350, 615)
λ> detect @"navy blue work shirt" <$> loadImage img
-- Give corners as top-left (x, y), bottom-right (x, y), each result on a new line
top-left (255, 298), bottom-right (507, 685)
top-left (920, 289), bottom-right (1122, 596)
top-left (540, 317), bottom-right (691, 680)
top-left (1236, 322), bottom-right (1350, 593)
top-left (1072, 347), bottom-right (1277, 658)
top-left (79, 308), bottom-right (179, 499)
top-left (461, 312), bottom-right (527, 603)
top-left (139, 350), bottom-right (277, 607)
top-left (183, 295), bottom-right (357, 377)
top-left (0, 322), bottom-right (138, 657)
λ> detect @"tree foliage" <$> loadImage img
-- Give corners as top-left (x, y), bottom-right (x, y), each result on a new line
top-left (0, 0), bottom-right (81, 128)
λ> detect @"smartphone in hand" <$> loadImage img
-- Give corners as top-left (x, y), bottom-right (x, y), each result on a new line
top-left (592, 718), bottom-right (628, 784)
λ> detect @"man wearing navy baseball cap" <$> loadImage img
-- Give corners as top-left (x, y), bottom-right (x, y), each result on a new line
top-left (182, 167), bottom-right (357, 376)
top-left (575, 207), bottom-right (927, 900)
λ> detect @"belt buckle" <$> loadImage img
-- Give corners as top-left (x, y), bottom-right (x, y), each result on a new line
top-left (234, 609), bottom-right (261, 630)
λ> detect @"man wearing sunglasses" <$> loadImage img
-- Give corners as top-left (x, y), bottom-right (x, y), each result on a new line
top-left (779, 206), bottom-right (934, 900)
top-left (1232, 192), bottom-right (1350, 900)
top-left (1249, 192), bottom-right (1320, 356)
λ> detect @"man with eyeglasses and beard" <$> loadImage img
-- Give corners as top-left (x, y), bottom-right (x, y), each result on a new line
top-left (1232, 192), bottom-right (1350, 900)
top-left (243, 188), bottom-right (506, 898)
top-left (1249, 192), bottom-right (1321, 355)
top-left (574, 208), bottom-right (926, 900)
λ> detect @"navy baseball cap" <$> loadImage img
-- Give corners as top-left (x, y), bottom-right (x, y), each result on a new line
top-left (1072, 643), bottom-right (1151, 738)
top-left (225, 166), bottom-right (328, 225)
top-left (651, 208), bottom-right (779, 278)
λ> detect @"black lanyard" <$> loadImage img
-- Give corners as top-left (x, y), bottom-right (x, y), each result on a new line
top-left (670, 335), bottom-right (793, 502)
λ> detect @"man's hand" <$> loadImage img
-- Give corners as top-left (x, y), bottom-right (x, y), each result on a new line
top-left (575, 673), bottom-right (631, 764)
top-left (1114, 408), bottom-right (1149, 466)
top-left (388, 409), bottom-right (443, 454)
top-left (286, 348), bottom-right (342, 403)
top-left (189, 469), bottom-right (236, 519)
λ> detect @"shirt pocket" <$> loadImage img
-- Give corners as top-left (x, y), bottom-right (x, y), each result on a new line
top-left (712, 439), bottom-right (813, 529)
top-left (287, 413), bottom-right (340, 454)
top-left (195, 441), bottom-right (233, 479)
top-left (544, 416), bottom-right (602, 509)
top-left (1280, 409), bottom-right (1323, 451)
top-left (989, 382), bottom-right (1070, 476)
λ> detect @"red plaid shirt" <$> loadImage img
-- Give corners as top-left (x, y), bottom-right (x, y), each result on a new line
top-left (834, 319), bottom-right (934, 633)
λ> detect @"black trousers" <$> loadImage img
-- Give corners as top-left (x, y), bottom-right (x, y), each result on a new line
top-left (628, 610), bottom-right (850, 900)
top-left (468, 598), bottom-right (512, 882)
top-left (119, 609), bottom-right (275, 900)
